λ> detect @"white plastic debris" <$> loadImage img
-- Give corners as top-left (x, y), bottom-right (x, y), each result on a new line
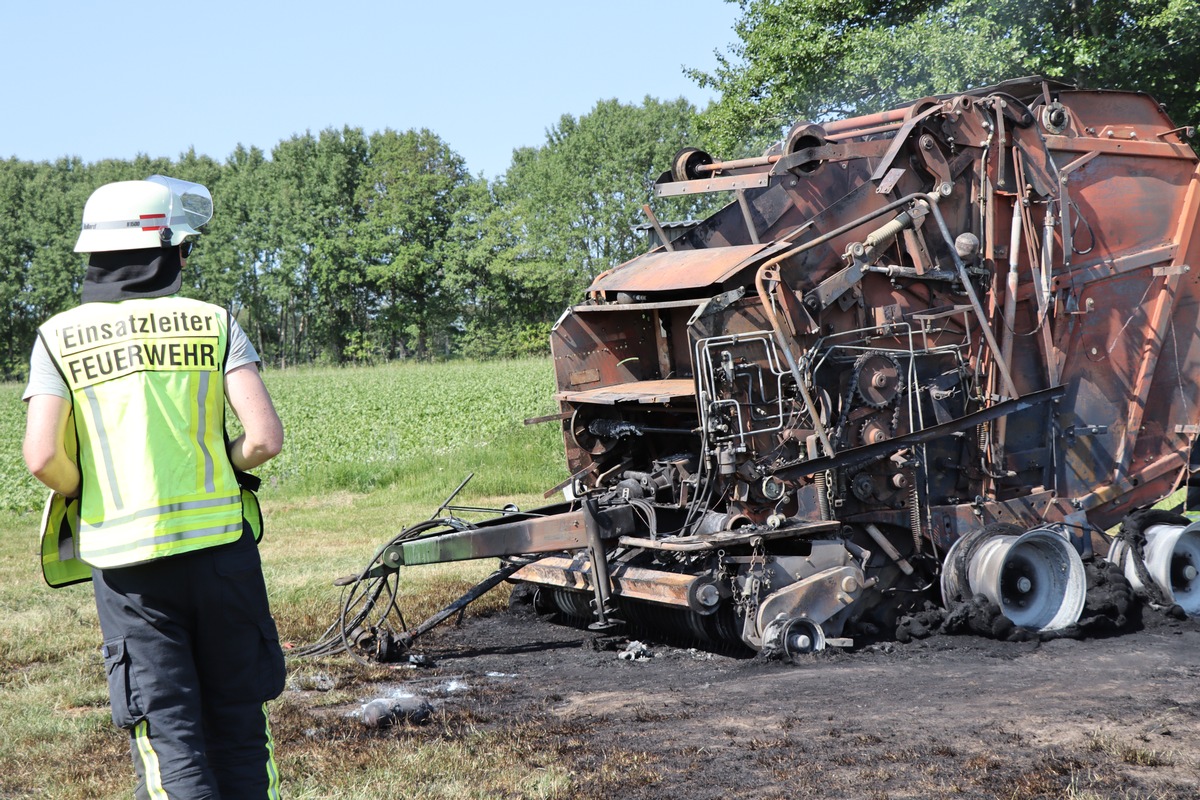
top-left (357, 696), bottom-right (433, 728)
top-left (618, 640), bottom-right (653, 661)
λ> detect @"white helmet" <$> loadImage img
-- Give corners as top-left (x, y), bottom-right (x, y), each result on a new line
top-left (74, 175), bottom-right (213, 253)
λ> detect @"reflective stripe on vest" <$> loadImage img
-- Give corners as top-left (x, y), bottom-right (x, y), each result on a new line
top-left (41, 297), bottom-right (243, 569)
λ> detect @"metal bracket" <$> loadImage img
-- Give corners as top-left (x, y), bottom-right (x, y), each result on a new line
top-left (655, 173), bottom-right (770, 197)
top-left (689, 287), bottom-right (746, 325)
top-left (1153, 264), bottom-right (1190, 277)
top-left (876, 168), bottom-right (905, 195)
top-left (809, 259), bottom-right (866, 311)
top-left (1064, 424), bottom-right (1109, 441)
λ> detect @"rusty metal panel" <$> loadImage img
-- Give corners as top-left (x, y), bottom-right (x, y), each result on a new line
top-left (569, 298), bottom-right (704, 312)
top-left (591, 244), bottom-right (770, 293)
top-left (556, 378), bottom-right (695, 405)
top-left (550, 306), bottom-right (664, 394)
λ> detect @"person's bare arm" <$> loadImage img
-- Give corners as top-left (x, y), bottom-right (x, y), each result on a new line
top-left (23, 394), bottom-right (81, 497)
top-left (225, 363), bottom-right (284, 471)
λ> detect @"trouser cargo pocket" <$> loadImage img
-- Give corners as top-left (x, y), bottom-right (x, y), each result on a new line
top-left (101, 637), bottom-right (144, 729)
top-left (256, 619), bottom-right (287, 701)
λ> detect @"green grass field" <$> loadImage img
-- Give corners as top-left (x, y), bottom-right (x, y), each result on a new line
top-left (0, 358), bottom-right (591, 799)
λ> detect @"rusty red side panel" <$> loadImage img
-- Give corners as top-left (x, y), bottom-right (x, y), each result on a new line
top-left (592, 244), bottom-right (772, 293)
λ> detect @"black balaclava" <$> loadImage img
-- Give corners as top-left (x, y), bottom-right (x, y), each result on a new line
top-left (81, 246), bottom-right (184, 303)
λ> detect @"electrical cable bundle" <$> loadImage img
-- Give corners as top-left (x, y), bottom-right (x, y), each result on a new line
top-left (288, 518), bottom-right (469, 664)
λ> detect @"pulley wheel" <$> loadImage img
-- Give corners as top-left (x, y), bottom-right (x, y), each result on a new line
top-left (779, 617), bottom-right (826, 657)
top-left (784, 122), bottom-right (828, 173)
top-left (671, 147), bottom-right (714, 182)
top-left (569, 408), bottom-right (614, 456)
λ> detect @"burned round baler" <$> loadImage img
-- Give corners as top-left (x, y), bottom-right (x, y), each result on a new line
top-left (337, 78), bottom-right (1200, 658)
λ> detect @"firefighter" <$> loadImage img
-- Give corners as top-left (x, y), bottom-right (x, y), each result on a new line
top-left (22, 176), bottom-right (286, 799)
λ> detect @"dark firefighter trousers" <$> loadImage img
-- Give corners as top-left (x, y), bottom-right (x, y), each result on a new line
top-left (93, 526), bottom-right (287, 799)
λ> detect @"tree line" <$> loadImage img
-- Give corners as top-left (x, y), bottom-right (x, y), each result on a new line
top-left (4, 1), bottom-right (1197, 378)
top-left (0, 97), bottom-right (710, 376)
top-left (692, 0), bottom-right (1200, 157)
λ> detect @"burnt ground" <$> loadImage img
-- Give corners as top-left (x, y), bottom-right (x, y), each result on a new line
top-left (295, 599), bottom-right (1200, 800)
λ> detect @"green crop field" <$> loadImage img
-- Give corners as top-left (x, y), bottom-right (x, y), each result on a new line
top-left (0, 357), bottom-right (566, 512)
top-left (258, 358), bottom-right (567, 498)
top-left (0, 357), bottom-right (590, 799)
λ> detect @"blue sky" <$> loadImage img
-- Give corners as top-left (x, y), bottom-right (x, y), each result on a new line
top-left (4, 1), bottom-right (741, 179)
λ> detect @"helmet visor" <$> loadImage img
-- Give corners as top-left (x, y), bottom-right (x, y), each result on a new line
top-left (145, 174), bottom-right (213, 231)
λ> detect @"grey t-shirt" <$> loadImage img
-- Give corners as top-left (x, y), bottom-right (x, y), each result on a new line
top-left (23, 318), bottom-right (260, 401)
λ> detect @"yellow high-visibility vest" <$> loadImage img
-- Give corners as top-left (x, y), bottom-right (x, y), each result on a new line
top-left (39, 297), bottom-right (243, 569)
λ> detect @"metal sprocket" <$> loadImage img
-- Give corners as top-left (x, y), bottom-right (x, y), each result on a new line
top-left (853, 352), bottom-right (903, 408)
